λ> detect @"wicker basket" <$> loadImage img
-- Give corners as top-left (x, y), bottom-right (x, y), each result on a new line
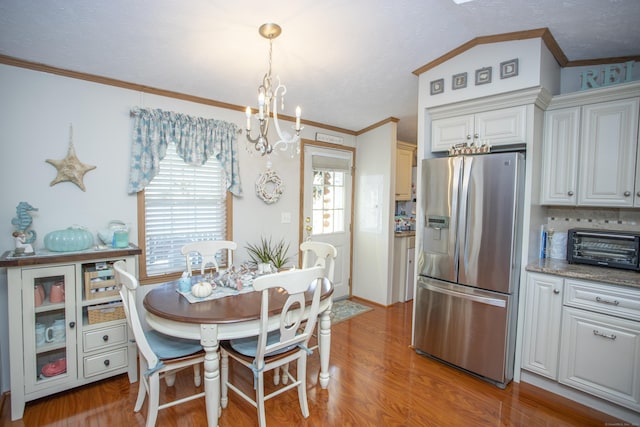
top-left (84, 266), bottom-right (119, 300)
top-left (87, 302), bottom-right (125, 324)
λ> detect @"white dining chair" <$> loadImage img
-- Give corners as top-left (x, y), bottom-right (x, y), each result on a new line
top-left (300, 241), bottom-right (337, 282)
top-left (220, 266), bottom-right (326, 427)
top-left (113, 261), bottom-right (205, 427)
top-left (274, 241), bottom-right (338, 386)
top-left (181, 240), bottom-right (237, 276)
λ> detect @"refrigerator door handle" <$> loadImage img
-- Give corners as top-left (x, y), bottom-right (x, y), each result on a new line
top-left (451, 156), bottom-right (463, 281)
top-left (458, 156), bottom-right (472, 269)
top-left (420, 281), bottom-right (507, 308)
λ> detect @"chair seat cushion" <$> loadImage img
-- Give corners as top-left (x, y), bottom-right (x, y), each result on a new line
top-left (230, 331), bottom-right (297, 358)
top-left (144, 329), bottom-right (202, 359)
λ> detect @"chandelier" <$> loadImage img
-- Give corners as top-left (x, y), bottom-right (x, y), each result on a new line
top-left (245, 23), bottom-right (302, 156)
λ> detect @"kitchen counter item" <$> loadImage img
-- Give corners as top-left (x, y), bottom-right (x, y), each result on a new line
top-left (526, 259), bottom-right (639, 289)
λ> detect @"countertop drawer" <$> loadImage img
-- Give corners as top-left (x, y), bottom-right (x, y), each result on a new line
top-left (83, 347), bottom-right (128, 378)
top-left (83, 324), bottom-right (127, 352)
top-left (564, 278), bottom-right (640, 321)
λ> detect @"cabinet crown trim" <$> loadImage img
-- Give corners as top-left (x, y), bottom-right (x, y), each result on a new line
top-left (428, 86), bottom-right (551, 120)
top-left (548, 81), bottom-right (640, 110)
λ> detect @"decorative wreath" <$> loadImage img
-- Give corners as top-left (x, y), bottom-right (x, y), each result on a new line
top-left (255, 169), bottom-right (284, 204)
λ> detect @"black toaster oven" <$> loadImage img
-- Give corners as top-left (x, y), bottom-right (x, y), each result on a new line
top-left (567, 228), bottom-right (640, 271)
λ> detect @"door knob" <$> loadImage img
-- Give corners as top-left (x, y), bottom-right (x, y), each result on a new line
top-left (304, 217), bottom-right (312, 239)
top-left (553, 289), bottom-right (560, 294)
top-left (624, 191), bottom-right (631, 197)
top-left (567, 191), bottom-right (574, 196)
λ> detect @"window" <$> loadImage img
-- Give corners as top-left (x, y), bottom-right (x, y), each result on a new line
top-left (311, 161), bottom-right (348, 235)
top-left (138, 143), bottom-right (231, 283)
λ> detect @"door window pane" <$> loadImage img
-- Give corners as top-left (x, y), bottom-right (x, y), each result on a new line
top-left (312, 169), bottom-right (346, 235)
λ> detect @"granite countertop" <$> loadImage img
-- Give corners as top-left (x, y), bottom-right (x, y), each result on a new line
top-left (394, 231), bottom-right (415, 237)
top-left (526, 259), bottom-right (640, 289)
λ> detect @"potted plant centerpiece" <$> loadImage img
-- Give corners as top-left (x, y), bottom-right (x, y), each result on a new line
top-left (245, 236), bottom-right (292, 273)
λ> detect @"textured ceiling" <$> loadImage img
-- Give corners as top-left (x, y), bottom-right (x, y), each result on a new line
top-left (1, 0), bottom-right (639, 142)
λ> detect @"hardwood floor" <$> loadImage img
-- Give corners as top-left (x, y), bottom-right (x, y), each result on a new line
top-left (1, 300), bottom-right (626, 427)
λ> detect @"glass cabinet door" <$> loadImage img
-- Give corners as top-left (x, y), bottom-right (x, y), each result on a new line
top-left (22, 265), bottom-right (77, 393)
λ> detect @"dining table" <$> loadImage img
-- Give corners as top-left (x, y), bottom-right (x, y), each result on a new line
top-left (143, 274), bottom-right (334, 427)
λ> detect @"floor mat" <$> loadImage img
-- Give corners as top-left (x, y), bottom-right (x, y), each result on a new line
top-left (331, 299), bottom-right (373, 324)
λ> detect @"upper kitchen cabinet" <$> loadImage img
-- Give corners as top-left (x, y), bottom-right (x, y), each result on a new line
top-left (431, 105), bottom-right (527, 152)
top-left (580, 99), bottom-right (639, 206)
top-left (541, 82), bottom-right (640, 207)
top-left (540, 107), bottom-right (581, 205)
top-left (395, 141), bottom-right (416, 201)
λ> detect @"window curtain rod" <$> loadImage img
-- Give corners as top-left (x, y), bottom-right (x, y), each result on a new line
top-left (127, 107), bottom-right (242, 196)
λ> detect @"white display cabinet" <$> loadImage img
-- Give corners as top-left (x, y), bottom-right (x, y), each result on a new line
top-left (0, 246), bottom-right (141, 420)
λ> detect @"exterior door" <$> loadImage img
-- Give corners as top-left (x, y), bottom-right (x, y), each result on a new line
top-left (301, 141), bottom-right (354, 300)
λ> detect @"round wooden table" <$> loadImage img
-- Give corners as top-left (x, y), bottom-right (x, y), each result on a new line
top-left (143, 277), bottom-right (334, 427)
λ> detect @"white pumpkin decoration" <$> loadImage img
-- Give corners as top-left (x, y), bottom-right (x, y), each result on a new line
top-left (191, 281), bottom-right (213, 298)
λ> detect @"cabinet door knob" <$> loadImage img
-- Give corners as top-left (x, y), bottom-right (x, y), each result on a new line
top-left (567, 191), bottom-right (574, 196)
top-left (103, 359), bottom-right (110, 367)
top-left (474, 133), bottom-right (479, 139)
top-left (624, 191), bottom-right (631, 197)
top-left (553, 289), bottom-right (560, 294)
top-left (69, 321), bottom-right (75, 329)
top-left (637, 191), bottom-right (640, 197)
top-left (102, 335), bottom-right (109, 342)
top-left (466, 135), bottom-right (472, 140)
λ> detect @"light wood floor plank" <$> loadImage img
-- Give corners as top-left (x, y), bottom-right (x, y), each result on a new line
top-left (0, 300), bottom-right (624, 426)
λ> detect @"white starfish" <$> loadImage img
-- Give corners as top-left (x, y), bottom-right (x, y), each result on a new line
top-left (46, 142), bottom-right (96, 191)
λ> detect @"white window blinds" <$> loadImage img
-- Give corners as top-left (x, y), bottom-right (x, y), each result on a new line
top-left (143, 143), bottom-right (227, 276)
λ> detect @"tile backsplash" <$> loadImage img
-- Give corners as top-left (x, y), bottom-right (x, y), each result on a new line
top-left (545, 207), bottom-right (640, 232)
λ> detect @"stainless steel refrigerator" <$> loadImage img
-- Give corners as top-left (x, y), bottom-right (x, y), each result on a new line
top-left (413, 152), bottom-right (524, 388)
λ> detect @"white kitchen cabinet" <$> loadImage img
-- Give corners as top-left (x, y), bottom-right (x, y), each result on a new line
top-left (559, 307), bottom-right (640, 412)
top-left (405, 244), bottom-right (415, 301)
top-left (523, 271), bottom-right (640, 414)
top-left (1, 248), bottom-right (140, 420)
top-left (636, 135), bottom-right (640, 207)
top-left (431, 105), bottom-right (527, 152)
top-left (541, 83), bottom-right (640, 207)
top-left (521, 272), bottom-right (564, 379)
top-left (579, 99), bottom-right (639, 207)
top-left (395, 141), bottom-right (415, 201)
top-left (392, 234), bottom-right (415, 303)
top-left (540, 107), bottom-right (580, 205)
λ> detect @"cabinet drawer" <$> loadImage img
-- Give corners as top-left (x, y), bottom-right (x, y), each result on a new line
top-left (564, 279), bottom-right (640, 321)
top-left (83, 347), bottom-right (128, 378)
top-left (83, 323), bottom-right (127, 352)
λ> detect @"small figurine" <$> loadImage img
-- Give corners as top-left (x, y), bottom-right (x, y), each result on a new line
top-left (13, 231), bottom-right (34, 254)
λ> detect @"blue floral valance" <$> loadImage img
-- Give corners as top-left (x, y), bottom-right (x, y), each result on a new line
top-left (128, 107), bottom-right (242, 196)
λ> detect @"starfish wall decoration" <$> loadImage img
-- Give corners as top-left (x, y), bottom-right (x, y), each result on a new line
top-left (46, 125), bottom-right (96, 191)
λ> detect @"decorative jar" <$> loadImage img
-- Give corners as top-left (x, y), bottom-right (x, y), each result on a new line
top-left (44, 226), bottom-right (94, 252)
